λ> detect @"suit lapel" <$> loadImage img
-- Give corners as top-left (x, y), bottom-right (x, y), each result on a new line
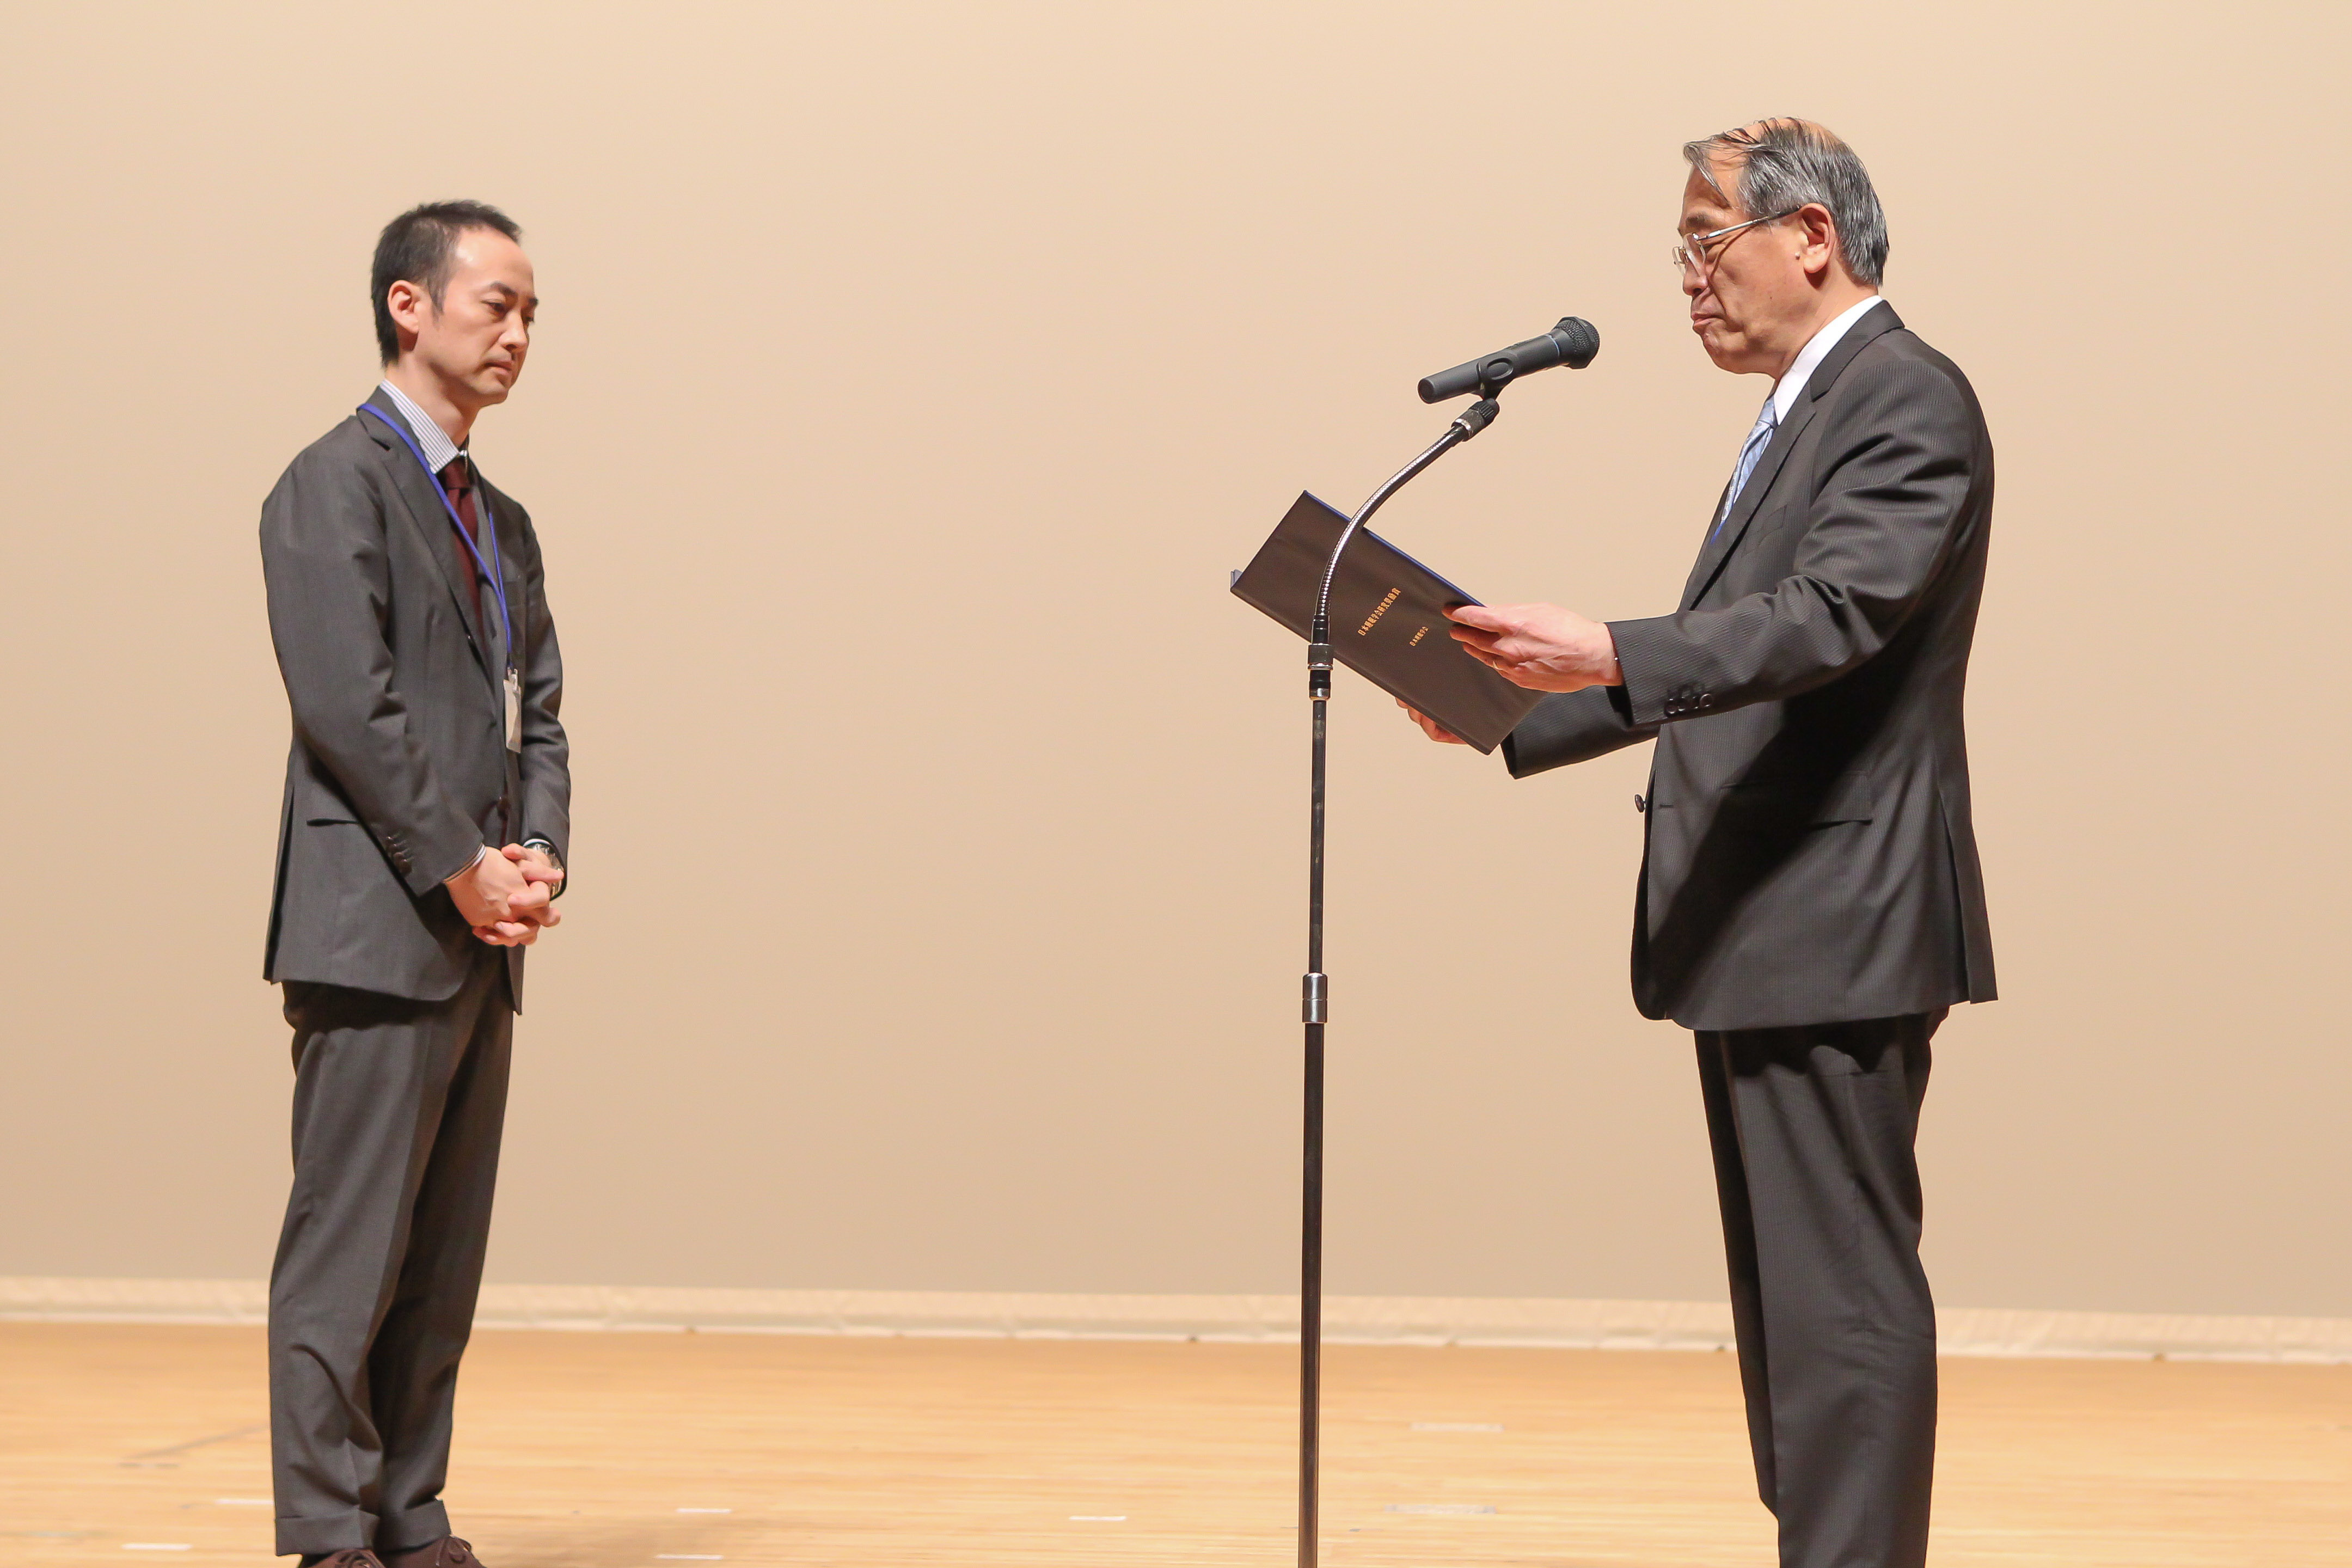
top-left (360, 389), bottom-right (497, 678)
top-left (1680, 303), bottom-right (1905, 610)
top-left (1678, 475), bottom-right (1736, 607)
top-left (1681, 395), bottom-right (1820, 609)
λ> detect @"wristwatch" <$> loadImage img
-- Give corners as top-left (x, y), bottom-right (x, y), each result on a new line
top-left (522, 837), bottom-right (566, 896)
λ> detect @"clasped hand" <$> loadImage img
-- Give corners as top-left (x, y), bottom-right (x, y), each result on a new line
top-left (445, 843), bottom-right (565, 946)
top-left (1398, 601), bottom-right (1623, 744)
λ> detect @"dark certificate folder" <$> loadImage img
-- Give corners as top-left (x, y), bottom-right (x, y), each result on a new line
top-left (1232, 492), bottom-right (1540, 754)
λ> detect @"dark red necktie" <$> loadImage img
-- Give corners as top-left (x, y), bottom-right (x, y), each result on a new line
top-left (438, 458), bottom-right (486, 628)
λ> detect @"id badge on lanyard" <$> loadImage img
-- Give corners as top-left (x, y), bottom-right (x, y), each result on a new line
top-left (358, 403), bottom-right (524, 754)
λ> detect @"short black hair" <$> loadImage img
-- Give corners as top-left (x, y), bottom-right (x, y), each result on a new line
top-left (370, 200), bottom-right (523, 364)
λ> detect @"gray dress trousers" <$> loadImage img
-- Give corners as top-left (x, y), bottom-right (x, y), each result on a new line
top-left (267, 952), bottom-right (512, 1557)
top-left (1696, 1009), bottom-right (1942, 1568)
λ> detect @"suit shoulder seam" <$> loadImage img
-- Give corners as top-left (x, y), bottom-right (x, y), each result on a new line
top-left (1836, 333), bottom-right (1970, 401)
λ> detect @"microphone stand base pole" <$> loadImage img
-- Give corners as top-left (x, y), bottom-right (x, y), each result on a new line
top-left (1298, 630), bottom-right (1331, 1568)
top-left (1291, 396), bottom-right (1497, 1568)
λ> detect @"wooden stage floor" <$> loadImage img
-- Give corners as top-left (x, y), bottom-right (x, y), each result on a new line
top-left (3, 1322), bottom-right (2347, 1566)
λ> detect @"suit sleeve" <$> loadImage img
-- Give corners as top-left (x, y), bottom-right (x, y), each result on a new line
top-left (1607, 351), bottom-right (1979, 726)
top-left (1502, 685), bottom-right (1659, 777)
top-left (260, 448), bottom-right (484, 893)
top-left (507, 501), bottom-right (572, 884)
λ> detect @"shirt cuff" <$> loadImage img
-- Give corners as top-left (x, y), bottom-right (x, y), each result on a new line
top-left (438, 843), bottom-right (493, 886)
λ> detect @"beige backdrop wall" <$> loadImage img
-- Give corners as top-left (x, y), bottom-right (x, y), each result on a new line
top-left (2, 2), bottom-right (2343, 1318)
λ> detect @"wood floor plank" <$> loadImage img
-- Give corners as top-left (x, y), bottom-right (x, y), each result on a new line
top-left (2, 1323), bottom-right (2344, 1565)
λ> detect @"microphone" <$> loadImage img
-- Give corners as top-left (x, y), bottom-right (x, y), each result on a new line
top-left (1417, 316), bottom-right (1599, 403)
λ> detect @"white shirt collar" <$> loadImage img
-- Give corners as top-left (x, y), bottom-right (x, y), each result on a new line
top-left (1771, 295), bottom-right (1888, 423)
top-left (376, 379), bottom-right (467, 475)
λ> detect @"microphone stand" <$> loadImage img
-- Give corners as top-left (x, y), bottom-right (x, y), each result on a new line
top-left (1295, 391), bottom-right (1502, 1568)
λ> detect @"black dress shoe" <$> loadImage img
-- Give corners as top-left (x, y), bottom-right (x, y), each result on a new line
top-left (298, 1553), bottom-right (384, 1568)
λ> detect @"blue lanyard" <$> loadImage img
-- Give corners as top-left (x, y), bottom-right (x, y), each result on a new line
top-left (359, 403), bottom-right (514, 661)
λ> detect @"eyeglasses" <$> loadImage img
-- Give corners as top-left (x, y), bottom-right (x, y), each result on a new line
top-left (1671, 210), bottom-right (1799, 279)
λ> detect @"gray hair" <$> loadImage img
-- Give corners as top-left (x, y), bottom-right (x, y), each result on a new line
top-left (1682, 119), bottom-right (1888, 286)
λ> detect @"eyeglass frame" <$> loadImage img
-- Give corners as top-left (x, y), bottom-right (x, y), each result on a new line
top-left (1671, 208), bottom-right (1802, 280)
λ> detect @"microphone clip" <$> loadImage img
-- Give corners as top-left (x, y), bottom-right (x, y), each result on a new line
top-left (1451, 397), bottom-right (1502, 439)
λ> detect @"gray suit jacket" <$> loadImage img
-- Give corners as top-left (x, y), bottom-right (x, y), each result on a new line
top-left (1504, 306), bottom-right (1994, 1031)
top-left (260, 387), bottom-right (571, 1005)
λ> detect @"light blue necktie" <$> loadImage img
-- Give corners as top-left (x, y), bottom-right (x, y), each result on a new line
top-left (1713, 394), bottom-right (1779, 540)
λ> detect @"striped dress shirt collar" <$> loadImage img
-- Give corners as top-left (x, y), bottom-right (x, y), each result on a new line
top-left (376, 379), bottom-right (468, 476)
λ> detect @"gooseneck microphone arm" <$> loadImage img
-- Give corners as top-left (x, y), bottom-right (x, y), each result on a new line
top-left (1309, 397), bottom-right (1502, 650)
top-left (1314, 315), bottom-right (1592, 640)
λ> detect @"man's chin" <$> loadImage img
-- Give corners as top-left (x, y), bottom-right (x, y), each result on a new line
top-left (1695, 327), bottom-right (1741, 371)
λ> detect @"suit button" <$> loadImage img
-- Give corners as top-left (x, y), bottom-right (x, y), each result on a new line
top-left (1634, 794), bottom-right (1647, 813)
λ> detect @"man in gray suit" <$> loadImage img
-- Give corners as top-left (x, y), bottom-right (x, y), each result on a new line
top-left (1405, 120), bottom-right (1993, 1568)
top-left (259, 200), bottom-right (570, 1568)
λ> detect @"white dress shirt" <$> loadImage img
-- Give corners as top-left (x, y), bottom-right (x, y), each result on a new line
top-left (1771, 295), bottom-right (1889, 422)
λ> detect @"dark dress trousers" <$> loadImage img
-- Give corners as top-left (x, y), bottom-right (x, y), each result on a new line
top-left (258, 387), bottom-right (569, 1557)
top-left (1504, 306), bottom-right (1991, 1568)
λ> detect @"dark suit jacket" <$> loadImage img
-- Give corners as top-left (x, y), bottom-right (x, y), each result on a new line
top-left (1504, 305), bottom-right (1994, 1031)
top-left (259, 387), bottom-right (571, 1005)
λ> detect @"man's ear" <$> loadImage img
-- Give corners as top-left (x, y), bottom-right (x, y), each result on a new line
top-left (1797, 204), bottom-right (1839, 280)
top-left (385, 278), bottom-right (432, 344)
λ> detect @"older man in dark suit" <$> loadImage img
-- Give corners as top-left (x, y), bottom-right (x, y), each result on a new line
top-left (258, 200), bottom-right (570, 1568)
top-left (1405, 120), bottom-right (1995, 1568)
